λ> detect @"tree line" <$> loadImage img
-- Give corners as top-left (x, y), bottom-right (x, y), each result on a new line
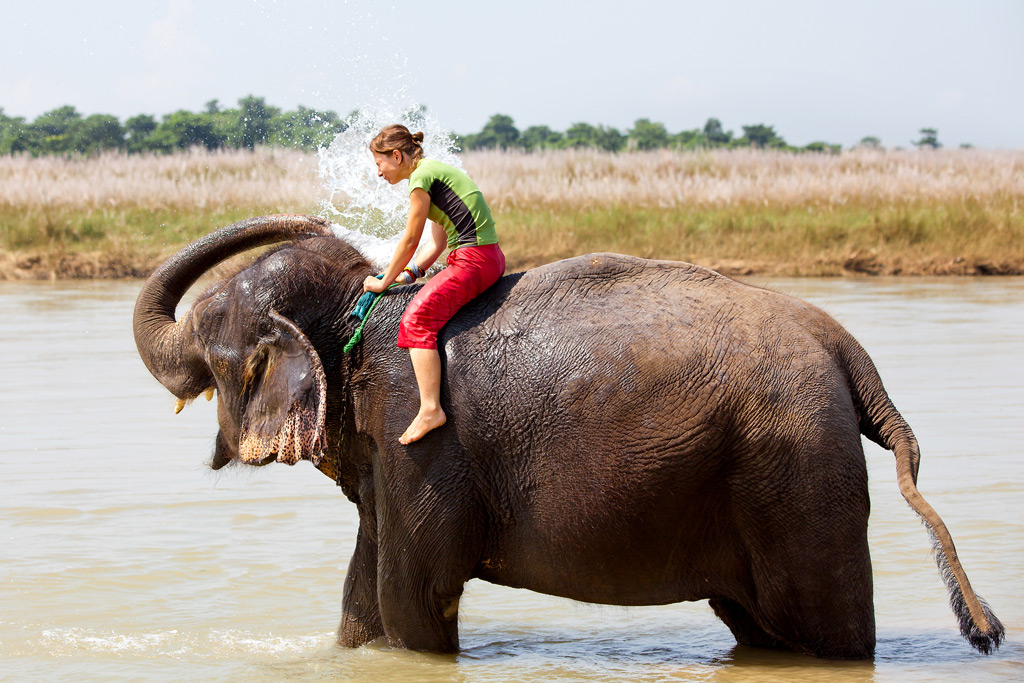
top-left (0, 96), bottom-right (346, 156)
top-left (458, 114), bottom-right (844, 153)
top-left (459, 115), bottom-right (948, 153)
top-left (0, 96), bottom-right (944, 156)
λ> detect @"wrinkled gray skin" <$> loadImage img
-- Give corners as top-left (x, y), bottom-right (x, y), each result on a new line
top-left (134, 215), bottom-right (1004, 659)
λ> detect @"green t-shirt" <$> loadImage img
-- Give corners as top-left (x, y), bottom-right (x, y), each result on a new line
top-left (408, 159), bottom-right (498, 249)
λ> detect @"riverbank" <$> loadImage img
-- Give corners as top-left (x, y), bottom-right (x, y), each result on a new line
top-left (2, 147), bottom-right (1022, 279)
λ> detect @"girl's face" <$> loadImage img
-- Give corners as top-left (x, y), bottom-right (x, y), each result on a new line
top-left (373, 150), bottom-right (412, 185)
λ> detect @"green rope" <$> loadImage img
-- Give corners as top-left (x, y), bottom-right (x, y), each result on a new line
top-left (343, 284), bottom-right (399, 353)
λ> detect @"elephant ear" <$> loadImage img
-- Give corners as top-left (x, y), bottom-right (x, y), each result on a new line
top-left (238, 310), bottom-right (327, 467)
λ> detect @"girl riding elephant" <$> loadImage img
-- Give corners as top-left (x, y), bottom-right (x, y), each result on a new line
top-left (363, 124), bottom-right (505, 444)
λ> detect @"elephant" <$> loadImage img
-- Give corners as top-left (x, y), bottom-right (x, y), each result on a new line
top-left (133, 214), bottom-right (1003, 659)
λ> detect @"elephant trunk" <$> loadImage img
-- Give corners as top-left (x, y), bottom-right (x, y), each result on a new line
top-left (133, 214), bottom-right (334, 398)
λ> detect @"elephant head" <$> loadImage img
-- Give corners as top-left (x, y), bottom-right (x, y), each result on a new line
top-left (132, 214), bottom-right (371, 475)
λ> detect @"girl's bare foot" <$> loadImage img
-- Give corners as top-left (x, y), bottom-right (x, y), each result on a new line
top-left (400, 406), bottom-right (447, 444)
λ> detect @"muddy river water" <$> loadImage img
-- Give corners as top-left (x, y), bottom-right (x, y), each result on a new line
top-left (1, 277), bottom-right (1022, 681)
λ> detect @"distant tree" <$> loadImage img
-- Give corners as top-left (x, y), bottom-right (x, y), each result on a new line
top-left (204, 99), bottom-right (221, 115)
top-left (205, 96), bottom-right (277, 150)
top-left (593, 125), bottom-right (626, 152)
top-left (914, 128), bottom-right (941, 149)
top-left (238, 95), bottom-right (278, 150)
top-left (126, 114), bottom-right (157, 139)
top-left (959, 142), bottom-right (974, 149)
top-left (521, 125), bottom-right (563, 151)
top-left (562, 122), bottom-right (600, 149)
top-left (73, 114), bottom-right (125, 154)
top-left (209, 106), bottom-right (241, 147)
top-left (561, 123), bottom-right (624, 152)
top-left (125, 114), bottom-right (158, 152)
top-left (672, 129), bottom-right (703, 149)
top-left (737, 124), bottom-right (787, 149)
top-left (858, 136), bottom-right (882, 150)
top-left (801, 141), bottom-right (841, 154)
top-left (0, 108), bottom-right (29, 154)
top-left (269, 106), bottom-right (347, 148)
top-left (485, 113), bottom-right (520, 149)
top-left (155, 110), bottom-right (223, 150)
top-left (28, 105), bottom-right (83, 154)
top-left (628, 118), bottom-right (670, 150)
top-left (702, 117), bottom-right (733, 146)
top-left (741, 124), bottom-right (773, 148)
top-left (467, 114), bottom-right (520, 150)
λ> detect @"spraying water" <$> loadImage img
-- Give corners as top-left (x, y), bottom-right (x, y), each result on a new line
top-left (317, 106), bottom-right (462, 270)
top-left (247, 1), bottom-right (464, 271)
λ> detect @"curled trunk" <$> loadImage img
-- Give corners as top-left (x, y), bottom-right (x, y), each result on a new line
top-left (132, 214), bottom-right (333, 398)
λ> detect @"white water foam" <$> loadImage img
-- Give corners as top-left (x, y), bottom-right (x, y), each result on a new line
top-left (37, 626), bottom-right (334, 658)
top-left (39, 627), bottom-right (179, 654)
top-left (317, 106), bottom-right (462, 271)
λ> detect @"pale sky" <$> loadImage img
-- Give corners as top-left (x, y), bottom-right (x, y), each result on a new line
top-left (3, 0), bottom-right (1022, 148)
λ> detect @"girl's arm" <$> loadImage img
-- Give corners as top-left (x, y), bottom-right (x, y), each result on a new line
top-left (363, 188), bottom-right (431, 293)
top-left (414, 221), bottom-right (448, 274)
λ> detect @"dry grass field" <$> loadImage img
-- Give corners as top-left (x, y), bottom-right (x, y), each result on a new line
top-left (1, 146), bottom-right (1022, 278)
top-left (465, 147), bottom-right (1024, 274)
top-left (0, 148), bottom-right (319, 277)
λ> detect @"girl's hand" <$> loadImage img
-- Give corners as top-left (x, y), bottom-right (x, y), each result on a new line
top-left (363, 275), bottom-right (388, 293)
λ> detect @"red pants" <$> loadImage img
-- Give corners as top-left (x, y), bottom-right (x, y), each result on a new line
top-left (397, 243), bottom-right (505, 350)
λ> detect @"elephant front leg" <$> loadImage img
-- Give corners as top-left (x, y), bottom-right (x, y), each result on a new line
top-left (378, 564), bottom-right (464, 653)
top-left (338, 525), bottom-right (384, 648)
top-left (374, 502), bottom-right (478, 652)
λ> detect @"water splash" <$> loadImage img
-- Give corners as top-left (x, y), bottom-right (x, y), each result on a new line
top-left (243, 1), bottom-right (465, 270)
top-left (317, 106), bottom-right (461, 269)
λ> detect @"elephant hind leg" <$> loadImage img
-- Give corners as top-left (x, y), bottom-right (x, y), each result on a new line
top-left (745, 539), bottom-right (876, 659)
top-left (709, 597), bottom-right (787, 651)
top-left (713, 590), bottom-right (874, 659)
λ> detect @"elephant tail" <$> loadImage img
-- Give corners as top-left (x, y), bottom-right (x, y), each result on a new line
top-left (837, 333), bottom-right (1005, 655)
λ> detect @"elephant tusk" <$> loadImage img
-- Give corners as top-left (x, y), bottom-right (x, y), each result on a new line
top-left (204, 387), bottom-right (215, 401)
top-left (174, 397), bottom-right (186, 414)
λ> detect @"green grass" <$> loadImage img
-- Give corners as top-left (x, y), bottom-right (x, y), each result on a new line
top-left (0, 203), bottom-right (313, 278)
top-left (3, 199), bottom-right (1022, 279)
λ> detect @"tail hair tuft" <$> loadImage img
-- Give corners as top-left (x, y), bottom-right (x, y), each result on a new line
top-left (928, 525), bottom-right (1004, 654)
